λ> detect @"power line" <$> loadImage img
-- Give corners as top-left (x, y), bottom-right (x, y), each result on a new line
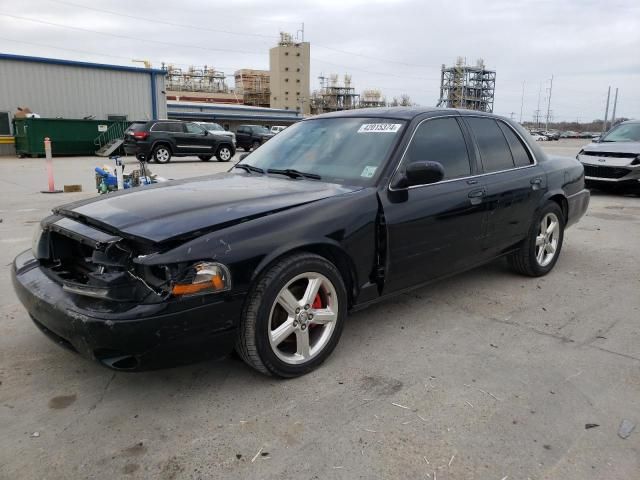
top-left (0, 13), bottom-right (266, 56)
top-left (0, 35), bottom-right (239, 71)
top-left (0, 13), bottom-right (439, 82)
top-left (46, 0), bottom-right (280, 40)
top-left (46, 0), bottom-right (438, 70)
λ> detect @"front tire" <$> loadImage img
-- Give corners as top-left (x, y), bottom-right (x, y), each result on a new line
top-left (153, 145), bottom-right (171, 163)
top-left (236, 253), bottom-right (347, 377)
top-left (251, 140), bottom-right (261, 151)
top-left (508, 202), bottom-right (565, 277)
top-left (216, 145), bottom-right (233, 162)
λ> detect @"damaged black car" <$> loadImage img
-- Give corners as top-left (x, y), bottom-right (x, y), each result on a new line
top-left (12, 108), bottom-right (590, 377)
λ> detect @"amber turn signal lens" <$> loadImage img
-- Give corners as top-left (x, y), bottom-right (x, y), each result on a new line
top-left (171, 276), bottom-right (223, 295)
top-left (171, 262), bottom-right (230, 296)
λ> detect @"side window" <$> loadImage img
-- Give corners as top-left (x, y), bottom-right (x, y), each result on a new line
top-left (151, 122), bottom-right (169, 132)
top-left (185, 123), bottom-right (205, 134)
top-left (169, 123), bottom-right (184, 133)
top-left (466, 118), bottom-right (515, 172)
top-left (238, 127), bottom-right (247, 134)
top-left (404, 117), bottom-right (471, 181)
top-left (497, 122), bottom-right (533, 167)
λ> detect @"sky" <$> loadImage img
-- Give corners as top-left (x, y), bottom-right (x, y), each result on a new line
top-left (1, 0), bottom-right (639, 122)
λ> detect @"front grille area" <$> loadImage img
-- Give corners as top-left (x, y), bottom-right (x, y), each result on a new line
top-left (582, 151), bottom-right (637, 159)
top-left (583, 165), bottom-right (630, 179)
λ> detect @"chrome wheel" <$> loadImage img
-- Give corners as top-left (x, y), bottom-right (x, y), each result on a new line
top-left (536, 212), bottom-right (560, 267)
top-left (155, 147), bottom-right (170, 163)
top-left (218, 146), bottom-right (232, 161)
top-left (268, 272), bottom-right (338, 365)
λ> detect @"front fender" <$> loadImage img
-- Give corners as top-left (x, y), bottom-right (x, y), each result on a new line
top-left (136, 189), bottom-right (380, 297)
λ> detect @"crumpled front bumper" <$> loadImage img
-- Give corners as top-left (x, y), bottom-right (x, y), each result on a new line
top-left (11, 249), bottom-right (243, 370)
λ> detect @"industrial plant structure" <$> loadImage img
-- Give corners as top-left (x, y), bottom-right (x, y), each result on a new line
top-left (310, 74), bottom-right (360, 114)
top-left (164, 64), bottom-right (241, 104)
top-left (360, 89), bottom-right (387, 109)
top-left (437, 58), bottom-right (496, 112)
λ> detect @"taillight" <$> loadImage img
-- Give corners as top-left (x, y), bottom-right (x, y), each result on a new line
top-left (133, 131), bottom-right (149, 140)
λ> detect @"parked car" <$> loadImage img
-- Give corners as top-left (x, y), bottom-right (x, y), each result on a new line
top-left (271, 125), bottom-right (287, 134)
top-left (576, 119), bottom-right (640, 190)
top-left (543, 131), bottom-right (560, 141)
top-left (123, 120), bottom-right (235, 163)
top-left (530, 133), bottom-right (547, 141)
top-left (13, 108), bottom-right (589, 376)
top-left (236, 124), bottom-right (275, 151)
top-left (195, 122), bottom-right (237, 147)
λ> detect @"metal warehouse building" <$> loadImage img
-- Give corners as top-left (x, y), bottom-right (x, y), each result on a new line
top-left (167, 101), bottom-right (302, 132)
top-left (0, 53), bottom-right (167, 155)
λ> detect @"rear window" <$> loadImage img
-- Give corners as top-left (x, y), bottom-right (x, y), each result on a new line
top-left (126, 123), bottom-right (148, 133)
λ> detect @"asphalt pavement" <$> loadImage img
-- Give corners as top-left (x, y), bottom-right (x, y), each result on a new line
top-left (0, 139), bottom-right (638, 479)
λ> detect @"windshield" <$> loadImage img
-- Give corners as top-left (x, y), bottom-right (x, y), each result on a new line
top-left (238, 117), bottom-right (406, 185)
top-left (601, 123), bottom-right (640, 142)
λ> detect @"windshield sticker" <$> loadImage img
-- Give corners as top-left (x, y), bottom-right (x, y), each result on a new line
top-left (361, 166), bottom-right (378, 178)
top-left (357, 123), bottom-right (402, 133)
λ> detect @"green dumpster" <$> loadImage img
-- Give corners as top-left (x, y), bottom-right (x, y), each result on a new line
top-left (13, 118), bottom-right (129, 157)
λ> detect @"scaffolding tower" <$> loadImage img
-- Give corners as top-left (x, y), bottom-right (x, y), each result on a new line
top-left (234, 69), bottom-right (270, 108)
top-left (437, 58), bottom-right (496, 112)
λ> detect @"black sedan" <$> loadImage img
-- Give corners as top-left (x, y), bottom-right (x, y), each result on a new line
top-left (12, 108), bottom-right (590, 377)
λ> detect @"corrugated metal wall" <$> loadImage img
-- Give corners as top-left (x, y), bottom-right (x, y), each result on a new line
top-left (0, 59), bottom-right (167, 127)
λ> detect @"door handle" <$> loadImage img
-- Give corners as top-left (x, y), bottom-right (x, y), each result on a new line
top-left (468, 188), bottom-right (486, 205)
top-left (530, 177), bottom-right (543, 190)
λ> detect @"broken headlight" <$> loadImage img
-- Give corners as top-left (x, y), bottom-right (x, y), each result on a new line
top-left (171, 262), bottom-right (231, 297)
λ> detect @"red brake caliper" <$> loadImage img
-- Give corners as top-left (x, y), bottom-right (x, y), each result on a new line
top-left (312, 294), bottom-right (323, 309)
top-left (310, 293), bottom-right (323, 328)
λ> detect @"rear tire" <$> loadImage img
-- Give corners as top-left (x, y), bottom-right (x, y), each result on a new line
top-left (236, 253), bottom-right (347, 377)
top-left (508, 202), bottom-right (565, 277)
top-left (153, 145), bottom-right (171, 163)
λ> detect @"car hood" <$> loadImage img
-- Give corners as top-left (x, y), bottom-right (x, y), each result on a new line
top-left (582, 142), bottom-right (640, 154)
top-left (579, 141), bottom-right (640, 166)
top-left (55, 173), bottom-right (361, 243)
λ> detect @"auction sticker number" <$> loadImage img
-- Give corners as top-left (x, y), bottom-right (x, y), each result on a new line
top-left (357, 123), bottom-right (402, 133)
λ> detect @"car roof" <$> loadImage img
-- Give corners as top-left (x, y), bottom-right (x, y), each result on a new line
top-left (309, 106), bottom-right (506, 121)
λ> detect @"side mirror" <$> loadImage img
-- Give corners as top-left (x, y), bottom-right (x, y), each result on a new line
top-left (203, 130), bottom-right (209, 136)
top-left (405, 161), bottom-right (445, 186)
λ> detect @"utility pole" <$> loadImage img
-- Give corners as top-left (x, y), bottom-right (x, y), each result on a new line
top-left (545, 75), bottom-right (553, 131)
top-left (610, 88), bottom-right (619, 128)
top-left (602, 86), bottom-right (611, 134)
top-left (519, 81), bottom-right (525, 123)
top-left (534, 82), bottom-right (542, 128)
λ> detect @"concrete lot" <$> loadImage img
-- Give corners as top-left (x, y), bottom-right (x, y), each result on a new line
top-left (0, 139), bottom-right (638, 479)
